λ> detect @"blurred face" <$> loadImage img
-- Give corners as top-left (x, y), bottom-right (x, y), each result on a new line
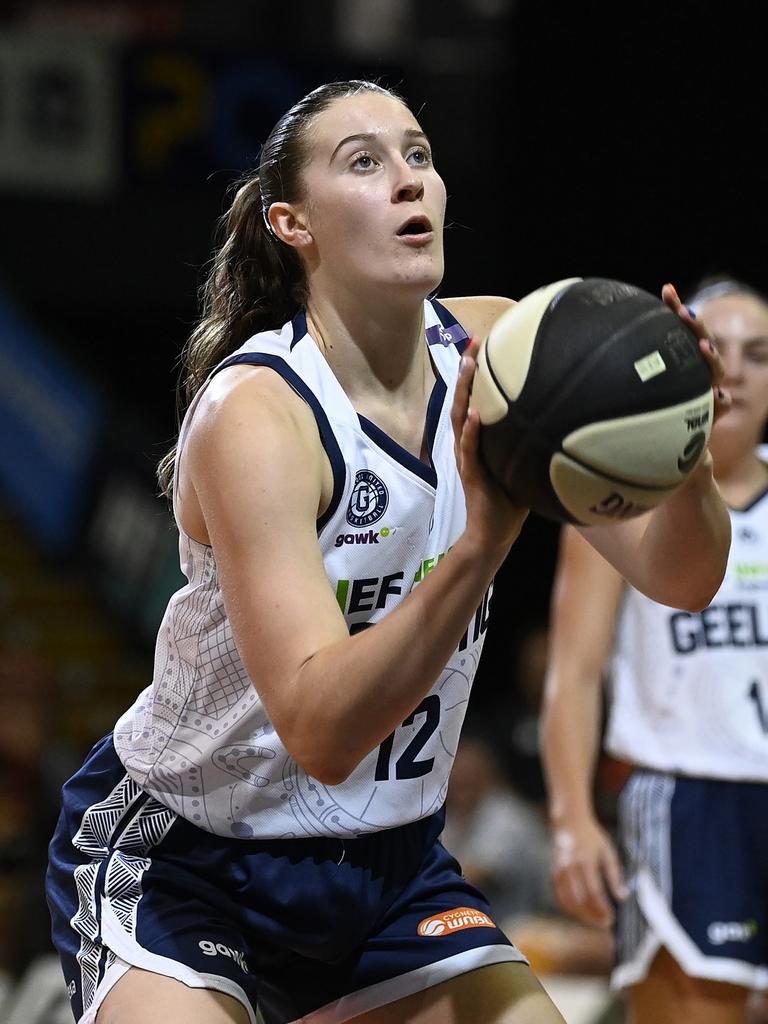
top-left (702, 293), bottom-right (768, 451)
top-left (298, 92), bottom-right (447, 298)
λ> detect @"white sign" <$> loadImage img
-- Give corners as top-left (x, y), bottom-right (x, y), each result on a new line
top-left (0, 31), bottom-right (118, 196)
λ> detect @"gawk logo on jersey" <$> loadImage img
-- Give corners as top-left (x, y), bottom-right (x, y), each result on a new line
top-left (199, 939), bottom-right (249, 972)
top-left (707, 919), bottom-right (758, 946)
top-left (335, 529), bottom-right (382, 547)
top-left (346, 470), bottom-right (389, 527)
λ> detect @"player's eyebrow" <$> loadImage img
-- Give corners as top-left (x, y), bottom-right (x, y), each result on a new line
top-left (329, 128), bottom-right (430, 163)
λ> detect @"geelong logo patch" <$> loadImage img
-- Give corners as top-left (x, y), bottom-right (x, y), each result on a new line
top-left (346, 470), bottom-right (389, 527)
top-left (417, 907), bottom-right (495, 936)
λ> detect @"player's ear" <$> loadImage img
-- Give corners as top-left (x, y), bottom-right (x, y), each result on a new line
top-left (268, 202), bottom-right (313, 250)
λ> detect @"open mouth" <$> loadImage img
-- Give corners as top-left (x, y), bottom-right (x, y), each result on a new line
top-left (397, 216), bottom-right (433, 237)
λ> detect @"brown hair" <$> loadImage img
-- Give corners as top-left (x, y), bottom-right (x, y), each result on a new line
top-left (158, 79), bottom-right (401, 497)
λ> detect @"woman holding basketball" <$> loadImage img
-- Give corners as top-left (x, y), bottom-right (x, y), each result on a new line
top-left (46, 81), bottom-right (729, 1024)
top-left (541, 277), bottom-right (768, 1024)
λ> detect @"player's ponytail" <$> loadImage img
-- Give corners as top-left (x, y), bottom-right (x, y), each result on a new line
top-left (178, 172), bottom-right (305, 406)
top-left (158, 78), bottom-right (402, 499)
top-left (156, 170), bottom-right (299, 498)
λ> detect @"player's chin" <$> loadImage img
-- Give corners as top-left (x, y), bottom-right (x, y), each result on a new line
top-left (392, 254), bottom-right (444, 290)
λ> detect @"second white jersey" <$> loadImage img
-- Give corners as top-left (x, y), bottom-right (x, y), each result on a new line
top-left (605, 480), bottom-right (768, 781)
top-left (114, 300), bottom-right (493, 839)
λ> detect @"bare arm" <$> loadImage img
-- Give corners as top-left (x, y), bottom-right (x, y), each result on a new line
top-left (578, 452), bottom-right (730, 610)
top-left (187, 341), bottom-right (527, 786)
top-left (439, 294), bottom-right (516, 338)
top-left (540, 526), bottom-right (627, 926)
top-left (578, 289), bottom-right (731, 607)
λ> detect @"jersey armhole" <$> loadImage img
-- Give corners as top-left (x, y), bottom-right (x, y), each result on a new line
top-left (212, 352), bottom-right (347, 532)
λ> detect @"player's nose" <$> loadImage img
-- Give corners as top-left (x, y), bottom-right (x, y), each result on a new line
top-left (392, 160), bottom-right (424, 203)
top-left (720, 345), bottom-right (745, 383)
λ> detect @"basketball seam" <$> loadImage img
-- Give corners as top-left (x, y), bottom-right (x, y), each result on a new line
top-left (552, 453), bottom-right (682, 492)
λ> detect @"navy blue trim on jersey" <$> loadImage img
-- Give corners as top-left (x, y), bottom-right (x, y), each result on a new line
top-left (291, 310), bottom-right (308, 349)
top-left (425, 375), bottom-right (447, 458)
top-left (429, 298), bottom-right (470, 354)
top-left (358, 375), bottom-right (446, 490)
top-left (215, 352), bottom-right (347, 531)
top-left (733, 482), bottom-right (768, 514)
top-left (358, 416), bottom-right (437, 488)
top-left (282, 299), bottom-right (463, 489)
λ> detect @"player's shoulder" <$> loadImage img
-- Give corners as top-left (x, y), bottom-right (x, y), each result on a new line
top-left (200, 362), bottom-right (301, 416)
top-left (437, 295), bottom-right (516, 339)
top-left (189, 362), bottom-right (318, 457)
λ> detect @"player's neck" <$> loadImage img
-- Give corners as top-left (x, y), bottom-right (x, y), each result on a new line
top-left (305, 291), bottom-right (432, 407)
top-left (714, 450), bottom-right (768, 507)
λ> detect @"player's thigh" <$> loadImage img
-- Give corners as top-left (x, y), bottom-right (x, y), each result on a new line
top-left (96, 966), bottom-right (250, 1024)
top-left (350, 962), bottom-right (564, 1024)
top-left (626, 947), bottom-right (749, 1024)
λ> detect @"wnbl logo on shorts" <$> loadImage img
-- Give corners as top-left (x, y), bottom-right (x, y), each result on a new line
top-left (347, 470), bottom-right (389, 527)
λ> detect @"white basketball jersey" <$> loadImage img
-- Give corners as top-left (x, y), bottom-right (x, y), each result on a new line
top-left (605, 479), bottom-right (768, 781)
top-left (114, 301), bottom-right (493, 839)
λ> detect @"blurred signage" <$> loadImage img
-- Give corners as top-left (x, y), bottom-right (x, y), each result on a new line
top-left (0, 290), bottom-right (103, 549)
top-left (86, 469), bottom-right (186, 642)
top-left (125, 52), bottom-right (311, 182)
top-left (0, 25), bottom-right (400, 193)
top-left (0, 32), bottom-right (119, 197)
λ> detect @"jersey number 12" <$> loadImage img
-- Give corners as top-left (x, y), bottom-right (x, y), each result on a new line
top-left (374, 694), bottom-right (440, 780)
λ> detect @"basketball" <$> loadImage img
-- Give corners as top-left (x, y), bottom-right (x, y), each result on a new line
top-left (472, 277), bottom-right (714, 525)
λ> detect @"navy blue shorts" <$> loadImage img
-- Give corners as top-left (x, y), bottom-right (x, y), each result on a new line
top-left (46, 734), bottom-right (525, 1023)
top-left (614, 769), bottom-right (768, 991)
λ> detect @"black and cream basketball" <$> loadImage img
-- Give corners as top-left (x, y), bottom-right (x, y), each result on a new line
top-left (473, 277), bottom-right (714, 525)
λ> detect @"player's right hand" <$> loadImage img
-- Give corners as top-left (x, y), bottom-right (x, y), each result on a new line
top-left (551, 818), bottom-right (628, 928)
top-left (452, 335), bottom-right (528, 555)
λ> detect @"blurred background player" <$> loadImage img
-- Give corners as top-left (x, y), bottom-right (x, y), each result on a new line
top-left (541, 275), bottom-right (768, 1023)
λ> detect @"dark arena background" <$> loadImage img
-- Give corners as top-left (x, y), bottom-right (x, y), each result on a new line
top-left (0, 2), bottom-right (766, 1021)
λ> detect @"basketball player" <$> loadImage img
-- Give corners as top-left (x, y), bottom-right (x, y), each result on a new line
top-left (46, 81), bottom-right (730, 1024)
top-left (541, 277), bottom-right (768, 1023)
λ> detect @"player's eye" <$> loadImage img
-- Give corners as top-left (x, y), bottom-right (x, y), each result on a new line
top-left (351, 152), bottom-right (377, 171)
top-left (746, 343), bottom-right (768, 364)
top-left (407, 147), bottom-right (432, 167)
